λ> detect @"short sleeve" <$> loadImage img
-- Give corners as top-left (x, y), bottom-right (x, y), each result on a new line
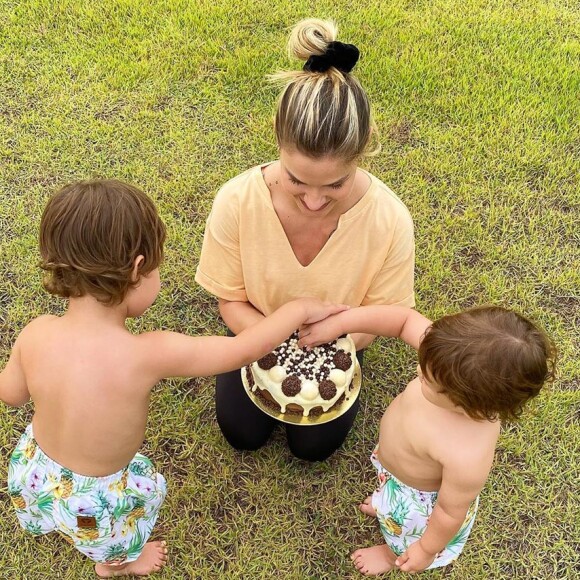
top-left (362, 209), bottom-right (415, 307)
top-left (195, 187), bottom-right (248, 302)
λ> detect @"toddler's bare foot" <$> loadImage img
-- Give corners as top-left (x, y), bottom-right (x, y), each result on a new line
top-left (95, 541), bottom-right (168, 577)
top-left (351, 544), bottom-right (397, 576)
top-left (359, 496), bottom-right (377, 518)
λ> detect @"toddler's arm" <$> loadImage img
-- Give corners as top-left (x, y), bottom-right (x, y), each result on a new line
top-left (0, 336), bottom-right (30, 407)
top-left (144, 298), bottom-right (348, 380)
top-left (298, 305), bottom-right (431, 350)
top-left (396, 450), bottom-right (493, 572)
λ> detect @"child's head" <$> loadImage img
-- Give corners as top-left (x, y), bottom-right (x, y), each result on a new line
top-left (40, 179), bottom-right (166, 306)
top-left (418, 306), bottom-right (556, 422)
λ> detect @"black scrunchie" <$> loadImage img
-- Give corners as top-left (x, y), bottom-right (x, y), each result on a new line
top-left (303, 41), bottom-right (360, 74)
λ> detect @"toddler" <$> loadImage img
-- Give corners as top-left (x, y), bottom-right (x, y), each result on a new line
top-left (0, 179), bottom-right (345, 577)
top-left (299, 304), bottom-right (555, 574)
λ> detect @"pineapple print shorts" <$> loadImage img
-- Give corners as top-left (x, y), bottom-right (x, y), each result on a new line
top-left (8, 424), bottom-right (167, 565)
top-left (370, 446), bottom-right (479, 569)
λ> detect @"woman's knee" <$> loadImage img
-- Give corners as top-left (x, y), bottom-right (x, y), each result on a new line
top-left (215, 374), bottom-right (277, 450)
top-left (286, 429), bottom-right (347, 462)
top-left (287, 442), bottom-right (338, 462)
top-left (286, 398), bottom-right (359, 461)
top-left (216, 413), bottom-right (275, 451)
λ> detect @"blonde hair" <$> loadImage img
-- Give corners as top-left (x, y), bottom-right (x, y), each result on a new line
top-left (271, 19), bottom-right (379, 161)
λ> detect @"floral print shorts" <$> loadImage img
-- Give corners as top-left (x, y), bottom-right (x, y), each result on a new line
top-left (370, 446), bottom-right (478, 569)
top-left (8, 424), bottom-right (166, 564)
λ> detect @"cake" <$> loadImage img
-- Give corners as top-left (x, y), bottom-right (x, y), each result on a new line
top-left (244, 332), bottom-right (357, 417)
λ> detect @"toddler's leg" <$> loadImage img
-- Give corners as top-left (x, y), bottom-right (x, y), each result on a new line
top-left (359, 496), bottom-right (377, 517)
top-left (351, 545), bottom-right (398, 576)
top-left (95, 456), bottom-right (167, 577)
top-left (351, 493), bottom-right (395, 575)
top-left (95, 541), bottom-right (168, 577)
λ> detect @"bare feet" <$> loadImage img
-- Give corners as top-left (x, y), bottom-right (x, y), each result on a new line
top-left (351, 544), bottom-right (398, 576)
top-left (95, 541), bottom-right (168, 577)
top-left (359, 496), bottom-right (377, 518)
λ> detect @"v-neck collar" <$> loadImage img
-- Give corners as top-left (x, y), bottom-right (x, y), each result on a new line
top-left (254, 163), bottom-right (374, 268)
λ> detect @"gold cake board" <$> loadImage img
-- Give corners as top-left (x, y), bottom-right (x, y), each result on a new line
top-left (241, 360), bottom-right (361, 426)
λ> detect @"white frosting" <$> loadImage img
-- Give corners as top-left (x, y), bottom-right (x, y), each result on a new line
top-left (249, 334), bottom-right (356, 416)
top-left (301, 380), bottom-right (319, 401)
top-left (329, 368), bottom-right (346, 387)
top-left (268, 366), bottom-right (287, 382)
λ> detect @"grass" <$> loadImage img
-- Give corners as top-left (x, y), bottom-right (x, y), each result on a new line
top-left (0, 0), bottom-right (578, 578)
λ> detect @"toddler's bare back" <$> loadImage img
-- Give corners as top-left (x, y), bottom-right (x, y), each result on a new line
top-left (19, 315), bottom-right (158, 476)
top-left (377, 377), bottom-right (500, 492)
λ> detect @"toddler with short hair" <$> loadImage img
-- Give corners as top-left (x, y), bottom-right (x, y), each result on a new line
top-left (299, 304), bottom-right (555, 575)
top-left (0, 179), bottom-right (345, 577)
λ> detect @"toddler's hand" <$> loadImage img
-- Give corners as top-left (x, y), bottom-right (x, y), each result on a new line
top-left (395, 540), bottom-right (437, 573)
top-left (301, 299), bottom-right (349, 325)
top-left (297, 314), bottom-right (344, 348)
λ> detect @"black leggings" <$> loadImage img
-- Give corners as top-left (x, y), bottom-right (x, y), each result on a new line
top-left (215, 348), bottom-right (364, 462)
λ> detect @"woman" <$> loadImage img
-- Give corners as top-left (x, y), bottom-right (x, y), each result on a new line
top-left (195, 19), bottom-right (415, 461)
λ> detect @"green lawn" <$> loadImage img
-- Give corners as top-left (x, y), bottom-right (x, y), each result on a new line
top-left (0, 0), bottom-right (578, 578)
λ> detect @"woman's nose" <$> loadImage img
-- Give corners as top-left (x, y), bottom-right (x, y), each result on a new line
top-left (302, 192), bottom-right (327, 210)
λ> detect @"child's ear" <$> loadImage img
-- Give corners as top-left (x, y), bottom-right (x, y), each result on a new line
top-left (131, 255), bottom-right (145, 282)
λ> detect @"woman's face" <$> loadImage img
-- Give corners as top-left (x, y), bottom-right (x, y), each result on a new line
top-left (278, 148), bottom-right (359, 217)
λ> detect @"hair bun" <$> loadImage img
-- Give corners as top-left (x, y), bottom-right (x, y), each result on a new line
top-left (303, 41), bottom-right (360, 73)
top-left (287, 18), bottom-right (337, 61)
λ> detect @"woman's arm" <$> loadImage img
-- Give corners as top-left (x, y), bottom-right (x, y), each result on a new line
top-left (353, 203), bottom-right (415, 350)
top-left (218, 299), bottom-right (265, 334)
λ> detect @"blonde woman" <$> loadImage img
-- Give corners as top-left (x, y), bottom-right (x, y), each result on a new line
top-left (196, 19), bottom-right (415, 461)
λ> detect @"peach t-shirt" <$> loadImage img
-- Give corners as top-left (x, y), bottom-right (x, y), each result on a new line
top-left (195, 165), bottom-right (415, 315)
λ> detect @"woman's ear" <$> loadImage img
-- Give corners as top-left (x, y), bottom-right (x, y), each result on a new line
top-left (131, 255), bottom-right (145, 282)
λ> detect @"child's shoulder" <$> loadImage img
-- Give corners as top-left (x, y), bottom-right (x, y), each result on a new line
top-left (16, 314), bottom-right (59, 341)
top-left (130, 330), bottom-right (204, 382)
top-left (435, 426), bottom-right (499, 495)
top-left (133, 329), bottom-right (197, 358)
top-left (437, 417), bottom-right (499, 471)
top-left (131, 329), bottom-right (183, 365)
